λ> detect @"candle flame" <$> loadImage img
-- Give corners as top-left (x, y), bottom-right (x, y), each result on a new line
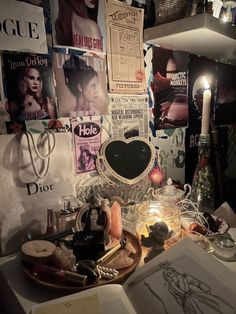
top-left (202, 77), bottom-right (210, 90)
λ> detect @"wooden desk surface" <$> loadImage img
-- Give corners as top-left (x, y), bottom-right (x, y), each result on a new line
top-left (1, 228), bottom-right (236, 314)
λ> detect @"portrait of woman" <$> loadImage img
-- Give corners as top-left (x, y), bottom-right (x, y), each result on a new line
top-left (6, 67), bottom-right (56, 121)
top-left (63, 55), bottom-right (101, 116)
top-left (55, 0), bottom-right (103, 52)
top-left (83, 207), bottom-right (107, 231)
top-left (78, 146), bottom-right (96, 172)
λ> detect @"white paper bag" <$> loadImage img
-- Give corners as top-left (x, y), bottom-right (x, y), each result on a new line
top-left (0, 132), bottom-right (76, 255)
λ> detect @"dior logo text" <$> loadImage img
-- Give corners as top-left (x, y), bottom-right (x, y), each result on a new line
top-left (26, 182), bottom-right (54, 196)
top-left (0, 19), bottom-right (39, 39)
top-left (74, 122), bottom-right (100, 138)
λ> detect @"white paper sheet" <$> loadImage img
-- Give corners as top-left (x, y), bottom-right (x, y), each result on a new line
top-left (0, 0), bottom-right (48, 53)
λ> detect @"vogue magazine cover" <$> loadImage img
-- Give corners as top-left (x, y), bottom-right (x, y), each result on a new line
top-left (50, 0), bottom-right (106, 53)
top-left (53, 51), bottom-right (108, 117)
top-left (72, 118), bottom-right (101, 174)
top-left (2, 52), bottom-right (57, 122)
top-left (153, 47), bottom-right (189, 130)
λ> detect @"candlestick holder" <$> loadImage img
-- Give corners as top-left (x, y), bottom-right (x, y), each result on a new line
top-left (190, 134), bottom-right (215, 213)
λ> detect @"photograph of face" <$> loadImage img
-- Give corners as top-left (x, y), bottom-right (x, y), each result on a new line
top-left (78, 147), bottom-right (96, 172)
top-left (81, 207), bottom-right (107, 231)
top-left (24, 68), bottom-right (41, 94)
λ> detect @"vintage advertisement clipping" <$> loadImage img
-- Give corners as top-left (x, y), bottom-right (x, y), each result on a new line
top-left (0, 1), bottom-right (47, 53)
top-left (72, 118), bottom-right (101, 174)
top-left (3, 52), bottom-right (57, 122)
top-left (153, 47), bottom-right (189, 130)
top-left (109, 94), bottom-right (149, 139)
top-left (50, 0), bottom-right (106, 54)
top-left (106, 1), bottom-right (146, 94)
top-left (54, 51), bottom-right (108, 117)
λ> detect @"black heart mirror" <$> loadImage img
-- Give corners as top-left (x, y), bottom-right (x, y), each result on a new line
top-left (96, 137), bottom-right (155, 185)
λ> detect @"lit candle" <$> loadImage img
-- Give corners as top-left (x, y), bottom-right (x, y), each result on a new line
top-left (201, 77), bottom-right (212, 135)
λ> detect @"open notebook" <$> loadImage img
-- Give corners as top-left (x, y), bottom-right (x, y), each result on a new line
top-left (32, 238), bottom-right (236, 314)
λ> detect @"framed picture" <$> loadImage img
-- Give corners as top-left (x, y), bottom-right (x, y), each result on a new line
top-left (76, 205), bottom-right (110, 233)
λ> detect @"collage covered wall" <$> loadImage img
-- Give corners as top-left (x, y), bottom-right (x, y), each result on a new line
top-left (0, 0), bottom-right (188, 187)
top-left (0, 0), bottom-right (236, 255)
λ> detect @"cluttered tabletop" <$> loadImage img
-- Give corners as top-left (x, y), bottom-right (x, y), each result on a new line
top-left (1, 186), bottom-right (236, 314)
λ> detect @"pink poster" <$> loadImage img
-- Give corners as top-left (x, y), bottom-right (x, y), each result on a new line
top-left (72, 119), bottom-right (101, 174)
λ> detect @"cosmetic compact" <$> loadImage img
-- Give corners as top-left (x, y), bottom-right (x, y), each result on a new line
top-left (212, 235), bottom-right (236, 261)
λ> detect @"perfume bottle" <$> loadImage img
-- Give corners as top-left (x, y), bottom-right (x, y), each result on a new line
top-left (45, 208), bottom-right (57, 235)
top-left (190, 134), bottom-right (215, 213)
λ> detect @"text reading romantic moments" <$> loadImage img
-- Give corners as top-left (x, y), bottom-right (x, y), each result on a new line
top-left (8, 56), bottom-right (48, 69)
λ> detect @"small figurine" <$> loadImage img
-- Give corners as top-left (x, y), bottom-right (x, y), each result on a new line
top-left (141, 221), bottom-right (172, 263)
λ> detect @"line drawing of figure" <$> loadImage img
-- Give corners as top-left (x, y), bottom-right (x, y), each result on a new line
top-left (6, 67), bottom-right (56, 121)
top-left (143, 279), bottom-right (168, 314)
top-left (78, 146), bottom-right (96, 172)
top-left (158, 149), bottom-right (168, 178)
top-left (55, 0), bottom-right (103, 52)
top-left (167, 149), bottom-right (176, 168)
top-left (63, 55), bottom-right (101, 116)
top-left (162, 267), bottom-right (236, 314)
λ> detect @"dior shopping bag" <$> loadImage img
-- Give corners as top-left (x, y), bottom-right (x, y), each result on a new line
top-left (0, 131), bottom-right (76, 255)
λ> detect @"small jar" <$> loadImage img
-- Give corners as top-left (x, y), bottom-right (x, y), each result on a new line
top-left (136, 201), bottom-right (181, 246)
top-left (213, 236), bottom-right (236, 261)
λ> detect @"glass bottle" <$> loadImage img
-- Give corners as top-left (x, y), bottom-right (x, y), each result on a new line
top-left (45, 208), bottom-right (57, 235)
top-left (190, 134), bottom-right (215, 213)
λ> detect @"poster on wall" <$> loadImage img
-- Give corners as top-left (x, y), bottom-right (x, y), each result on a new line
top-left (106, 0), bottom-right (146, 94)
top-left (152, 47), bottom-right (189, 130)
top-left (0, 0), bottom-right (47, 53)
top-left (215, 63), bottom-right (236, 126)
top-left (2, 52), bottom-right (57, 122)
top-left (109, 94), bottom-right (149, 138)
top-left (72, 118), bottom-right (101, 174)
top-left (50, 0), bottom-right (106, 53)
top-left (53, 51), bottom-right (108, 117)
top-left (151, 127), bottom-right (186, 184)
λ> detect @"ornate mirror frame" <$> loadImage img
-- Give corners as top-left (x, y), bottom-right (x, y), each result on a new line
top-left (96, 137), bottom-right (155, 186)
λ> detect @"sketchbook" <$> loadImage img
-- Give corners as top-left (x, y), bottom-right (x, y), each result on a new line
top-left (31, 238), bottom-right (236, 314)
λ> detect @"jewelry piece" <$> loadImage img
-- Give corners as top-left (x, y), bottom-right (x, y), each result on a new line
top-left (97, 265), bottom-right (119, 279)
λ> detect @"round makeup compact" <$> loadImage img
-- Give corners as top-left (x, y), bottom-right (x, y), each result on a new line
top-left (212, 235), bottom-right (236, 261)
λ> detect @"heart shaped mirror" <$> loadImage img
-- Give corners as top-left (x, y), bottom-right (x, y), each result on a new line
top-left (96, 137), bottom-right (155, 185)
